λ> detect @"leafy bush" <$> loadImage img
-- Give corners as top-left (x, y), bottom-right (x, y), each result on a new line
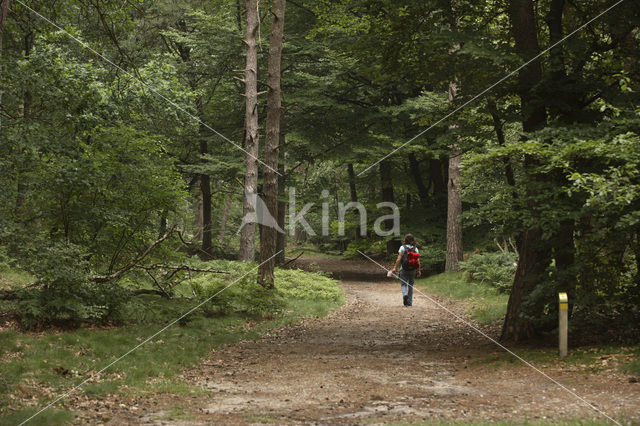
top-left (275, 268), bottom-right (343, 302)
top-left (19, 242), bottom-right (128, 328)
top-left (187, 261), bottom-right (342, 317)
top-left (459, 251), bottom-right (517, 294)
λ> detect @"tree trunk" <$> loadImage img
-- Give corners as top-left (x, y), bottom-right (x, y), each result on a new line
top-left (487, 98), bottom-right (516, 188)
top-left (445, 75), bottom-right (463, 271)
top-left (379, 161), bottom-right (394, 203)
top-left (239, 0), bottom-right (260, 262)
top-left (445, 146), bottom-right (463, 271)
top-left (218, 196), bottom-right (231, 242)
top-left (347, 163), bottom-right (358, 204)
top-left (194, 193), bottom-right (203, 242)
top-left (200, 171), bottom-right (212, 258)
top-left (545, 0), bottom-right (566, 82)
top-left (258, 0), bottom-right (286, 288)
top-left (501, 0), bottom-right (549, 342)
top-left (408, 153), bottom-right (429, 207)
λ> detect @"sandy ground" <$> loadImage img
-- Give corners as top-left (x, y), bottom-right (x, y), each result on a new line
top-left (70, 258), bottom-right (639, 425)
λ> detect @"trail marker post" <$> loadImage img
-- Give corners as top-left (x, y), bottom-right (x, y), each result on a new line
top-left (558, 292), bottom-right (568, 357)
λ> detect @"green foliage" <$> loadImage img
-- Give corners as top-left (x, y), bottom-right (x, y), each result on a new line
top-left (18, 243), bottom-right (128, 328)
top-left (416, 272), bottom-right (508, 324)
top-left (459, 252), bottom-right (517, 294)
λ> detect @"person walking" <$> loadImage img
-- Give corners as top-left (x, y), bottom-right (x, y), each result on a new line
top-left (391, 234), bottom-right (421, 306)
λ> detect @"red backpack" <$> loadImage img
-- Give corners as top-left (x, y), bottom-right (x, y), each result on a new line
top-left (401, 245), bottom-right (420, 271)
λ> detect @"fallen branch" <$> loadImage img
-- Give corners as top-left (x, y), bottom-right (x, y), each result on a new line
top-left (134, 264), bottom-right (230, 274)
top-left (91, 226), bottom-right (177, 283)
top-left (280, 251), bottom-right (304, 268)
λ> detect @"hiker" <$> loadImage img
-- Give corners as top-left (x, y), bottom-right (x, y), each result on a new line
top-left (391, 234), bottom-right (421, 306)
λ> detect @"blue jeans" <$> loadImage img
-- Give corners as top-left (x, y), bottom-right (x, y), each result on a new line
top-left (400, 269), bottom-right (416, 306)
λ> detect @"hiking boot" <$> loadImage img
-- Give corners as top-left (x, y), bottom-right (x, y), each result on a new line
top-left (403, 295), bottom-right (408, 306)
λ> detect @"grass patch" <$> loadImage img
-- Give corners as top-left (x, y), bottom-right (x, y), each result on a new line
top-left (380, 419), bottom-right (615, 425)
top-left (0, 263), bottom-right (343, 424)
top-left (0, 408), bottom-right (74, 426)
top-left (0, 267), bottom-right (33, 289)
top-left (160, 405), bottom-right (196, 421)
top-left (475, 345), bottom-right (639, 375)
top-left (415, 272), bottom-right (508, 324)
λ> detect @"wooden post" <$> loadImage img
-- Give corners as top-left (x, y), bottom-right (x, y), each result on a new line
top-left (558, 292), bottom-right (568, 357)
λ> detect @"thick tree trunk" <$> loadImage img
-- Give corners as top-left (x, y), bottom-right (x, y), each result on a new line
top-left (501, 0), bottom-right (549, 342)
top-left (445, 146), bottom-right (463, 271)
top-left (545, 0), bottom-right (566, 81)
top-left (445, 76), bottom-right (463, 271)
top-left (218, 196), bottom-right (231, 242)
top-left (408, 153), bottom-right (429, 207)
top-left (239, 0), bottom-right (260, 262)
top-left (258, 0), bottom-right (286, 288)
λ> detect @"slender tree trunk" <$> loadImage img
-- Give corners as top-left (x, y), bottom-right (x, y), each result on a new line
top-left (379, 161), bottom-right (394, 203)
top-left (379, 160), bottom-right (395, 231)
top-left (194, 193), bottom-right (203, 242)
top-left (501, 0), bottom-right (549, 342)
top-left (200, 171), bottom-right (212, 258)
top-left (408, 153), bottom-right (429, 207)
top-left (347, 163), bottom-right (358, 204)
top-left (487, 99), bottom-right (516, 188)
top-left (258, 0), bottom-right (286, 288)
top-left (239, 0), bottom-right (260, 262)
top-left (218, 196), bottom-right (231, 242)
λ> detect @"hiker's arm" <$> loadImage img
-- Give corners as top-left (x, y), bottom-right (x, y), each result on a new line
top-left (392, 253), bottom-right (402, 273)
top-left (416, 260), bottom-right (421, 278)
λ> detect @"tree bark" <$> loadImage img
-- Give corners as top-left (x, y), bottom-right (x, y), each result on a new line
top-left (408, 153), bottom-right (429, 207)
top-left (445, 75), bottom-right (463, 271)
top-left (445, 146), bottom-right (463, 271)
top-left (379, 161), bottom-right (394, 203)
top-left (239, 0), bottom-right (260, 262)
top-left (501, 0), bottom-right (549, 342)
top-left (258, 0), bottom-right (286, 288)
top-left (347, 163), bottom-right (358, 204)
top-left (487, 98), bottom-right (516, 188)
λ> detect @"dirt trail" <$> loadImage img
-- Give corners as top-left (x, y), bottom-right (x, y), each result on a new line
top-left (79, 258), bottom-right (639, 424)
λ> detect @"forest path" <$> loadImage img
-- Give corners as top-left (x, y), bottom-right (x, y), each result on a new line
top-left (79, 257), bottom-right (638, 425)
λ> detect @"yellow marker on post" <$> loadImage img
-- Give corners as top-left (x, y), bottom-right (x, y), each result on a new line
top-left (558, 292), bottom-right (568, 357)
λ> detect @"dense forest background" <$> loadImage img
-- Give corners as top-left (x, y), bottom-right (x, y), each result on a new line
top-left (1, 0), bottom-right (639, 342)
